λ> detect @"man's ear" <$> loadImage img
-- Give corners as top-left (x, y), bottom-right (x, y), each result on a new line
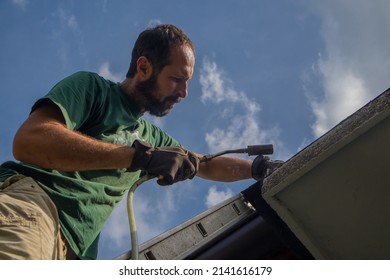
top-left (136, 56), bottom-right (153, 81)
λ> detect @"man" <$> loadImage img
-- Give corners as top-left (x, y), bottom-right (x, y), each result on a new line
top-left (0, 24), bottom-right (282, 259)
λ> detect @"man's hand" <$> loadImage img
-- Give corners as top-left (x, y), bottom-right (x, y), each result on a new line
top-left (251, 155), bottom-right (284, 181)
top-left (128, 140), bottom-right (200, 186)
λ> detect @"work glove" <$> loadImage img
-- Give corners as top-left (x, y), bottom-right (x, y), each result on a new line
top-left (251, 155), bottom-right (284, 181)
top-left (128, 140), bottom-right (200, 186)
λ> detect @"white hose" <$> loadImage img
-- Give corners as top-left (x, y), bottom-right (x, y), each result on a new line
top-left (127, 174), bottom-right (155, 260)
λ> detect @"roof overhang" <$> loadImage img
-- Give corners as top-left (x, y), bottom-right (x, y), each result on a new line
top-left (262, 88), bottom-right (390, 259)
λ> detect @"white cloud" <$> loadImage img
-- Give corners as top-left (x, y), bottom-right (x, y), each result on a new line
top-left (67, 14), bottom-right (78, 29)
top-left (100, 197), bottom-right (130, 248)
top-left (132, 190), bottom-right (171, 243)
top-left (101, 190), bottom-right (166, 249)
top-left (147, 19), bottom-right (162, 28)
top-left (199, 58), bottom-right (285, 157)
top-left (46, 7), bottom-right (85, 69)
top-left (297, 137), bottom-right (312, 152)
top-left (100, 183), bottom-right (185, 251)
top-left (101, 0), bottom-right (108, 13)
top-left (311, 60), bottom-right (367, 136)
top-left (12, 0), bottom-right (28, 10)
top-left (302, 0), bottom-right (390, 138)
top-left (144, 114), bottom-right (165, 130)
top-left (57, 7), bottom-right (78, 30)
top-left (200, 59), bottom-right (260, 114)
top-left (205, 185), bottom-right (234, 208)
top-left (98, 62), bottom-right (122, 82)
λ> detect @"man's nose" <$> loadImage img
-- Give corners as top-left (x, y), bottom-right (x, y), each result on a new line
top-left (177, 82), bottom-right (188, 98)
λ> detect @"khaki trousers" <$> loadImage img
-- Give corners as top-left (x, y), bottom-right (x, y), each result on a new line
top-left (0, 175), bottom-right (67, 260)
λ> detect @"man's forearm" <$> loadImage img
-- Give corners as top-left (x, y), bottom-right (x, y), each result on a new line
top-left (13, 104), bottom-right (134, 172)
top-left (197, 155), bottom-right (252, 182)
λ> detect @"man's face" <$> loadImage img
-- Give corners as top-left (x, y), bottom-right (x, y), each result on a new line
top-left (137, 45), bottom-right (195, 117)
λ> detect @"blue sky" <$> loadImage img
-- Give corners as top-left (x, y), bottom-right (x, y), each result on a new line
top-left (1, 0), bottom-right (389, 259)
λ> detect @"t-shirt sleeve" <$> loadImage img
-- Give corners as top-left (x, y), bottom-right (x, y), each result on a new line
top-left (31, 71), bottom-right (101, 131)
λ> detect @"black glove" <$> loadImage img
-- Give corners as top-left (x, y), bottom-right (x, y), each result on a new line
top-left (128, 140), bottom-right (200, 186)
top-left (251, 155), bottom-right (284, 181)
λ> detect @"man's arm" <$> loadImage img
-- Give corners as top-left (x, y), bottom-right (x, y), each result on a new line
top-left (196, 154), bottom-right (253, 182)
top-left (13, 101), bottom-right (274, 183)
top-left (13, 102), bottom-right (134, 171)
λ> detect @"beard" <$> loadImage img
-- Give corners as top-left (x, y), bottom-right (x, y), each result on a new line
top-left (133, 73), bottom-right (180, 117)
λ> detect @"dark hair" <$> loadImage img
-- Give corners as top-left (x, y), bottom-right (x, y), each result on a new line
top-left (126, 24), bottom-right (194, 78)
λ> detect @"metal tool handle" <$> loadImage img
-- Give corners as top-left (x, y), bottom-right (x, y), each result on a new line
top-left (202, 144), bottom-right (274, 162)
top-left (247, 144), bottom-right (273, 155)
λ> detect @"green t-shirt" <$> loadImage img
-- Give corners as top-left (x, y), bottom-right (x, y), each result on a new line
top-left (0, 71), bottom-right (181, 259)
